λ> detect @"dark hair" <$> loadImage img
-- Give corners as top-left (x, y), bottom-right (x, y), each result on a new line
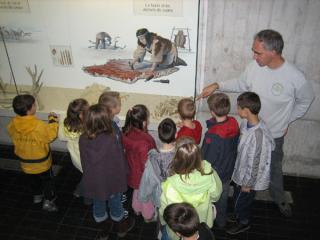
top-left (83, 104), bottom-right (113, 139)
top-left (207, 93), bottom-right (230, 117)
top-left (237, 92), bottom-right (261, 115)
top-left (12, 94), bottom-right (35, 116)
top-left (122, 104), bottom-right (149, 134)
top-left (98, 91), bottom-right (121, 110)
top-left (169, 137), bottom-right (212, 178)
top-left (136, 28), bottom-right (153, 48)
top-left (64, 98), bottom-right (89, 133)
top-left (254, 29), bottom-right (284, 54)
top-left (158, 118), bottom-right (176, 144)
top-left (178, 98), bottom-right (196, 120)
top-left (136, 28), bottom-right (149, 37)
top-left (163, 202), bottom-right (199, 237)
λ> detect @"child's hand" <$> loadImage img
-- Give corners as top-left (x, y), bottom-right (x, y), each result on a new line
top-left (241, 186), bottom-right (251, 192)
top-left (48, 112), bottom-right (58, 123)
top-left (48, 112), bottom-right (58, 118)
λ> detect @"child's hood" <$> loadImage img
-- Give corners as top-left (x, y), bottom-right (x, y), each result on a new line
top-left (63, 125), bottom-right (81, 140)
top-left (167, 160), bottom-right (216, 194)
top-left (207, 116), bottom-right (239, 138)
top-left (10, 115), bottom-right (39, 134)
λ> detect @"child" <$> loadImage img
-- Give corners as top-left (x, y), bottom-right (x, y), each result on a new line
top-left (79, 104), bottom-right (135, 237)
top-left (226, 92), bottom-right (275, 235)
top-left (176, 98), bottom-right (202, 144)
top-left (122, 104), bottom-right (157, 221)
top-left (138, 118), bottom-right (177, 211)
top-left (99, 91), bottom-right (128, 204)
top-left (58, 98), bottom-right (89, 197)
top-left (151, 117), bottom-right (177, 180)
top-left (7, 94), bottom-right (58, 212)
top-left (163, 202), bottom-right (215, 240)
top-left (160, 137), bottom-right (222, 240)
top-left (98, 91), bottom-right (122, 128)
top-left (201, 93), bottom-right (239, 229)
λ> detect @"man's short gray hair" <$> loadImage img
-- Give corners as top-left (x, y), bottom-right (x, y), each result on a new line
top-left (254, 29), bottom-right (284, 54)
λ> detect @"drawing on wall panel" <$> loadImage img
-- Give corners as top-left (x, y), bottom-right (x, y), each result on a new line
top-left (50, 45), bottom-right (73, 67)
top-left (152, 98), bottom-right (180, 120)
top-left (0, 26), bottom-right (32, 42)
top-left (171, 27), bottom-right (192, 52)
top-left (88, 32), bottom-right (126, 50)
top-left (83, 28), bottom-right (187, 84)
top-left (0, 65), bottom-right (44, 110)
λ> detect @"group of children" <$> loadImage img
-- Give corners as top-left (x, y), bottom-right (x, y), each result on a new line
top-left (7, 89), bottom-right (275, 239)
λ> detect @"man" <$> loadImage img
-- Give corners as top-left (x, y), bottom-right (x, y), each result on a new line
top-left (198, 29), bottom-right (314, 217)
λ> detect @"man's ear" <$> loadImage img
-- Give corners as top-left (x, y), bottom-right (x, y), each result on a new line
top-left (271, 49), bottom-right (278, 57)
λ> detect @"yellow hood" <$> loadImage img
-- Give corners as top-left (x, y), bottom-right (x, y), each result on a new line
top-left (10, 115), bottom-right (39, 134)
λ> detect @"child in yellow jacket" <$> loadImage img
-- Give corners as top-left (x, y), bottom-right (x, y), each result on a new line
top-left (7, 94), bottom-right (59, 212)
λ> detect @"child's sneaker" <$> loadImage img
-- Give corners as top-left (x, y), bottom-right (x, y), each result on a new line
top-left (117, 215), bottom-right (135, 237)
top-left (33, 194), bottom-right (43, 204)
top-left (121, 194), bottom-right (127, 203)
top-left (42, 199), bottom-right (58, 212)
top-left (226, 222), bottom-right (250, 235)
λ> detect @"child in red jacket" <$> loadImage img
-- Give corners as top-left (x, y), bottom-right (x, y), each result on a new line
top-left (122, 104), bottom-right (157, 222)
top-left (176, 98), bottom-right (202, 144)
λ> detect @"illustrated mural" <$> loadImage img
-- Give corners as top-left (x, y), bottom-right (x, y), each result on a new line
top-left (0, 0), bottom-right (199, 118)
top-left (0, 65), bottom-right (43, 109)
top-left (83, 28), bottom-right (188, 83)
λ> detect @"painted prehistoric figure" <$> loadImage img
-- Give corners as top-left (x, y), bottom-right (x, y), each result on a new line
top-left (95, 32), bottom-right (112, 49)
top-left (130, 28), bottom-right (187, 73)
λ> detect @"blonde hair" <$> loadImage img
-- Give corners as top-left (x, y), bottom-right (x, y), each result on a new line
top-left (98, 91), bottom-right (121, 110)
top-left (169, 137), bottom-right (212, 178)
top-left (178, 98), bottom-right (196, 120)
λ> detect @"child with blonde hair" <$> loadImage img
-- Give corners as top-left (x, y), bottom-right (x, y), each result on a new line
top-left (176, 98), bottom-right (202, 144)
top-left (99, 91), bottom-right (128, 204)
top-left (98, 91), bottom-right (122, 127)
top-left (58, 98), bottom-right (89, 199)
top-left (59, 98), bottom-right (89, 172)
top-left (160, 137), bottom-right (222, 240)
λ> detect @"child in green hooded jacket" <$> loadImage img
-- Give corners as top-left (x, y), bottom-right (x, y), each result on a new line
top-left (160, 137), bottom-right (222, 240)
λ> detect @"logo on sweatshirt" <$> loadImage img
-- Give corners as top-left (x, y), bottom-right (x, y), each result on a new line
top-left (271, 83), bottom-right (284, 96)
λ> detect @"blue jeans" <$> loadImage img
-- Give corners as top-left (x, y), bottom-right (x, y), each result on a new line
top-left (233, 184), bottom-right (256, 224)
top-left (93, 193), bottom-right (124, 223)
top-left (214, 180), bottom-right (230, 227)
top-left (269, 136), bottom-right (286, 205)
top-left (161, 226), bottom-right (169, 240)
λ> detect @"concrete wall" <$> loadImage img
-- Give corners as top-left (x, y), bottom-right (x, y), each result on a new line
top-left (196, 0), bottom-right (320, 178)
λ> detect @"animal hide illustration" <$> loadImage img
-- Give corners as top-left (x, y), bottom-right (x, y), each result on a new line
top-left (82, 59), bottom-right (179, 84)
